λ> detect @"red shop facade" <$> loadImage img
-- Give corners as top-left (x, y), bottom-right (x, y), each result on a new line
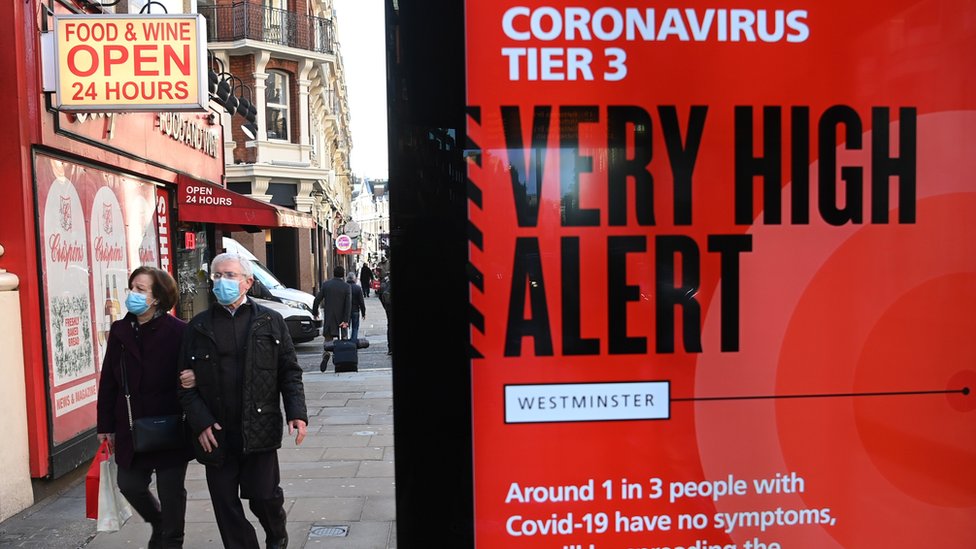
top-left (0, 1), bottom-right (229, 478)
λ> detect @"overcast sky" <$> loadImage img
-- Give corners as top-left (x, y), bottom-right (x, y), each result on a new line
top-left (334, 0), bottom-right (389, 181)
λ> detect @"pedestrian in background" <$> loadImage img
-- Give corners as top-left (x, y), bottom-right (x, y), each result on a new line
top-left (359, 263), bottom-right (374, 298)
top-left (97, 267), bottom-right (190, 548)
top-left (346, 272), bottom-right (366, 342)
top-left (312, 266), bottom-right (352, 371)
top-left (178, 253), bottom-right (308, 549)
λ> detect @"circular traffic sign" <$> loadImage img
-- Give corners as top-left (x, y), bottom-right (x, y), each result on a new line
top-left (335, 234), bottom-right (352, 251)
top-left (344, 220), bottom-right (362, 238)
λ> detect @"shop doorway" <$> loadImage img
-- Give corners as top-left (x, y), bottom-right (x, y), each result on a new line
top-left (265, 228), bottom-right (299, 289)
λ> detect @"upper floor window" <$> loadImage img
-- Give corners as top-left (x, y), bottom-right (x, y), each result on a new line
top-left (266, 71), bottom-right (290, 141)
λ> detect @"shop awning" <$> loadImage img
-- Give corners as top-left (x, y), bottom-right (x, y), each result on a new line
top-left (177, 176), bottom-right (316, 230)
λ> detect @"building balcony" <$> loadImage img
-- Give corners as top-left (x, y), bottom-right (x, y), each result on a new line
top-left (201, 1), bottom-right (335, 55)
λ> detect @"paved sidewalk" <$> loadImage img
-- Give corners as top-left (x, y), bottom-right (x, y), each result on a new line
top-left (0, 295), bottom-right (396, 549)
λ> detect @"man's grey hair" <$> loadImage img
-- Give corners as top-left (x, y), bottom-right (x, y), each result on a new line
top-left (346, 272), bottom-right (357, 283)
top-left (211, 252), bottom-right (254, 279)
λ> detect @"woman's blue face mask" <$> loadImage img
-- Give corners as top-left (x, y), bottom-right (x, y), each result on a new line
top-left (125, 291), bottom-right (152, 315)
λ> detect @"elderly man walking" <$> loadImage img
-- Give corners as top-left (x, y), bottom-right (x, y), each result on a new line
top-left (179, 252), bottom-right (308, 549)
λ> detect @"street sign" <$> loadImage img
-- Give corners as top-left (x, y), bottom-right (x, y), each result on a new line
top-left (344, 220), bottom-right (362, 238)
top-left (335, 234), bottom-right (352, 251)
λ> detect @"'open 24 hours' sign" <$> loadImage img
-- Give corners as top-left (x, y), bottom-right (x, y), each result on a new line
top-left (53, 14), bottom-right (208, 112)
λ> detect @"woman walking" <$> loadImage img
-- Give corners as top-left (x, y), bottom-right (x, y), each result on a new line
top-left (346, 272), bottom-right (366, 341)
top-left (96, 267), bottom-right (190, 548)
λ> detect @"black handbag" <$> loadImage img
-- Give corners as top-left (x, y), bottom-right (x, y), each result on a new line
top-left (131, 415), bottom-right (184, 453)
top-left (121, 354), bottom-right (185, 453)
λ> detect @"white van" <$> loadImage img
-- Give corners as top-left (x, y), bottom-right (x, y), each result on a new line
top-left (222, 237), bottom-right (320, 342)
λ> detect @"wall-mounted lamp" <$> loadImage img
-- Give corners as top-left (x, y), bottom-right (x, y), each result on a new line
top-left (206, 54), bottom-right (259, 139)
top-left (208, 54), bottom-right (225, 96)
top-left (240, 102), bottom-right (259, 140)
top-left (214, 73), bottom-right (240, 115)
top-left (139, 1), bottom-right (169, 14)
top-left (215, 73), bottom-right (259, 139)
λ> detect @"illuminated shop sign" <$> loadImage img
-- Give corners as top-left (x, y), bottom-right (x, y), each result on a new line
top-left (53, 14), bottom-right (208, 112)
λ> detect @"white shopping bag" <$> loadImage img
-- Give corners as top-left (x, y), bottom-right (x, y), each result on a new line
top-left (96, 456), bottom-right (133, 532)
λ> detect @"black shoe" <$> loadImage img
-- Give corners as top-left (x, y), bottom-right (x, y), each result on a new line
top-left (319, 353), bottom-right (330, 372)
top-left (267, 534), bottom-right (288, 549)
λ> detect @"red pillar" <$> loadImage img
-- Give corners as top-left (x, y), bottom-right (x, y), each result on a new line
top-left (0, 0), bottom-right (51, 477)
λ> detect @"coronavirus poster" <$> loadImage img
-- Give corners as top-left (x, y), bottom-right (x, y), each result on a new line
top-left (465, 2), bottom-right (976, 548)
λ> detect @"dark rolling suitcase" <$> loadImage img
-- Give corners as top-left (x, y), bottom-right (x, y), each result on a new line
top-left (332, 329), bottom-right (358, 373)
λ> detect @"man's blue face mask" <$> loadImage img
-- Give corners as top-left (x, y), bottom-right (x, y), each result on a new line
top-left (212, 277), bottom-right (242, 306)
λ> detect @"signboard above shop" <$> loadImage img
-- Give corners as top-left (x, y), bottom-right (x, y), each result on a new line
top-left (52, 14), bottom-right (208, 112)
top-left (176, 176), bottom-right (316, 231)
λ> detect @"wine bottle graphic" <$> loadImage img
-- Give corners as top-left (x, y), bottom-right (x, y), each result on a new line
top-left (100, 274), bottom-right (113, 345)
top-left (111, 275), bottom-right (122, 318)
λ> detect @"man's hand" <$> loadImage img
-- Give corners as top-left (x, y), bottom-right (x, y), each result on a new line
top-left (288, 419), bottom-right (308, 446)
top-left (339, 321), bottom-right (349, 328)
top-left (179, 369), bottom-right (196, 389)
top-left (198, 422), bottom-right (222, 453)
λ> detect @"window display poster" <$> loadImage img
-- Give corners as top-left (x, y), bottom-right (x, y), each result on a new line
top-left (465, 2), bottom-right (976, 548)
top-left (35, 153), bottom-right (161, 446)
top-left (88, 175), bottom-right (127, 373)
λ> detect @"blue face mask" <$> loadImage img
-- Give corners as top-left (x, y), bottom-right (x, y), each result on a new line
top-left (212, 277), bottom-right (242, 306)
top-left (125, 292), bottom-right (151, 315)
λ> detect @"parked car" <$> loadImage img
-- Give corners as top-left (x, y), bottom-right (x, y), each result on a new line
top-left (250, 295), bottom-right (319, 343)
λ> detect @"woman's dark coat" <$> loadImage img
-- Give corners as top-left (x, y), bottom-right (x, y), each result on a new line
top-left (96, 312), bottom-right (191, 469)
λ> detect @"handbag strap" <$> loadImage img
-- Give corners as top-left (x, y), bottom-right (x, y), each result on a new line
top-left (119, 346), bottom-right (135, 432)
top-left (118, 325), bottom-right (185, 435)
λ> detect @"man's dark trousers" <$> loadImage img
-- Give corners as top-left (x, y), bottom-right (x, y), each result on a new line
top-left (205, 448), bottom-right (287, 548)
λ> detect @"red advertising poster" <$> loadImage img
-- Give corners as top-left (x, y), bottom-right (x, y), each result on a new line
top-left (35, 153), bottom-right (162, 446)
top-left (465, 3), bottom-right (976, 548)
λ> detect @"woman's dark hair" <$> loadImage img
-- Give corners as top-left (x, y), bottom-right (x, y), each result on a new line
top-left (128, 266), bottom-right (179, 312)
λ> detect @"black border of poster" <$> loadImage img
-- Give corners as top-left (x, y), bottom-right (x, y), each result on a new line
top-left (386, 1), bottom-right (474, 547)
